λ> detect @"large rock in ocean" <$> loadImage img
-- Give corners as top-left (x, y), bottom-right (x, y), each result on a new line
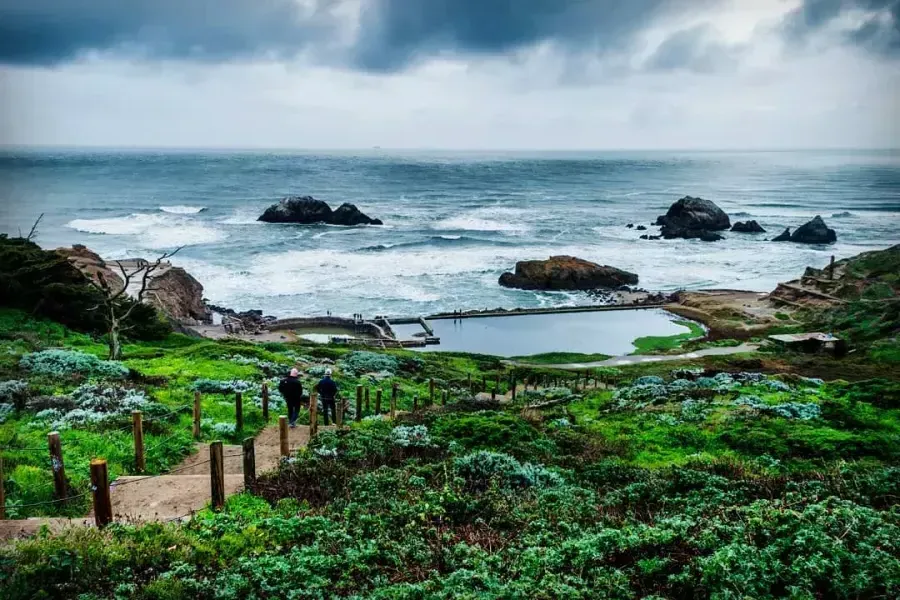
top-left (791, 215), bottom-right (836, 244)
top-left (772, 228), bottom-right (792, 242)
top-left (258, 196), bottom-right (382, 225)
top-left (655, 196), bottom-right (731, 240)
top-left (499, 256), bottom-right (638, 291)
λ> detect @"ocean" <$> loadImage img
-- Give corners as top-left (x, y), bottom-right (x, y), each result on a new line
top-left (1, 148), bottom-right (898, 318)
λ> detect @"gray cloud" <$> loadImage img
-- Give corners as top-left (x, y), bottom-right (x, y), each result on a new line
top-left (643, 25), bottom-right (744, 73)
top-left (0, 0), bottom-right (342, 65)
top-left (782, 0), bottom-right (900, 58)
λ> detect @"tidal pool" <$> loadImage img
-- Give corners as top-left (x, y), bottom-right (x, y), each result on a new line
top-left (391, 309), bottom-right (693, 357)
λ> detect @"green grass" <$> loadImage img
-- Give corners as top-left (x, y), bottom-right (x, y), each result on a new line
top-left (630, 319), bottom-right (706, 355)
top-left (510, 351), bottom-right (612, 364)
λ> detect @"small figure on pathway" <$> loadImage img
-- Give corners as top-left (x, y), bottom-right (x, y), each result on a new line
top-left (278, 368), bottom-right (304, 428)
top-left (316, 368), bottom-right (339, 426)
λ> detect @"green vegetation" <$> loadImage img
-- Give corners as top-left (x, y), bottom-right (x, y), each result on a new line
top-left (510, 351), bottom-right (612, 364)
top-left (630, 319), bottom-right (706, 355)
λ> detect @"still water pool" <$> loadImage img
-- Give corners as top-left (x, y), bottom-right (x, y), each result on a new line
top-left (391, 309), bottom-right (692, 357)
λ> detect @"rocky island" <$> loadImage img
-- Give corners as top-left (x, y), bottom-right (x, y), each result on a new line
top-left (258, 196), bottom-right (382, 226)
top-left (654, 196), bottom-right (731, 241)
top-left (499, 256), bottom-right (638, 291)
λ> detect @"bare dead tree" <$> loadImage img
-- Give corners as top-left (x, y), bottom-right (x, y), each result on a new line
top-left (82, 246), bottom-right (183, 360)
top-left (24, 213), bottom-right (44, 242)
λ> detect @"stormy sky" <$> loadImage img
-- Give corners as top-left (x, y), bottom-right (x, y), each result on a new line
top-left (0, 0), bottom-right (898, 149)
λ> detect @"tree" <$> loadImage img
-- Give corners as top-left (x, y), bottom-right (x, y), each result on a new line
top-left (83, 247), bottom-right (183, 360)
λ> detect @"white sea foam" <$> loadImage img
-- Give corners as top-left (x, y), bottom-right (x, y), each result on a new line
top-left (159, 205), bottom-right (206, 214)
top-left (66, 213), bottom-right (225, 248)
top-left (434, 206), bottom-right (533, 234)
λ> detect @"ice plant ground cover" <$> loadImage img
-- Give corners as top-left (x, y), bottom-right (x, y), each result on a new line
top-left (0, 304), bottom-right (898, 598)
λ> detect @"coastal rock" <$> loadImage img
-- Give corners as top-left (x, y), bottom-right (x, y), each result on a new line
top-left (832, 211), bottom-right (853, 218)
top-left (331, 203), bottom-right (383, 226)
top-left (791, 216), bottom-right (837, 244)
top-left (498, 255), bottom-right (638, 291)
top-left (772, 228), bottom-right (792, 242)
top-left (56, 244), bottom-right (124, 292)
top-left (655, 196), bottom-right (731, 240)
top-left (636, 225), bottom-right (647, 231)
top-left (731, 220), bottom-right (766, 233)
top-left (144, 266), bottom-right (211, 324)
top-left (700, 231), bottom-right (725, 242)
top-left (258, 196), bottom-right (381, 225)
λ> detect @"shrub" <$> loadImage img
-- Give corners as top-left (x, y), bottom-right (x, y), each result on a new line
top-left (391, 425), bottom-right (434, 448)
top-left (453, 450), bottom-right (564, 490)
top-left (336, 351), bottom-right (400, 376)
top-left (192, 379), bottom-right (255, 394)
top-left (737, 396), bottom-right (822, 420)
top-left (0, 402), bottom-right (13, 424)
top-left (20, 349), bottom-right (129, 379)
top-left (634, 375), bottom-right (665, 386)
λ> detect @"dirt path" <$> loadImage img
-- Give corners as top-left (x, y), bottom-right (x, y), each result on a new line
top-left (1, 424), bottom-right (321, 540)
top-left (510, 344), bottom-right (760, 369)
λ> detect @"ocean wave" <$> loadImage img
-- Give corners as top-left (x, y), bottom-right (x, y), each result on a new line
top-left (66, 212), bottom-right (225, 248)
top-left (356, 235), bottom-right (518, 253)
top-left (433, 206), bottom-right (533, 234)
top-left (159, 205), bottom-right (206, 214)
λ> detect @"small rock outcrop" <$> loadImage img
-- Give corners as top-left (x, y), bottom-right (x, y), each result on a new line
top-left (791, 216), bottom-right (837, 244)
top-left (144, 266), bottom-right (211, 325)
top-left (731, 220), bottom-right (766, 233)
top-left (772, 228), bottom-right (792, 242)
top-left (258, 196), bottom-right (382, 226)
top-left (498, 256), bottom-right (638, 291)
top-left (56, 245), bottom-right (124, 292)
top-left (655, 196), bottom-right (731, 241)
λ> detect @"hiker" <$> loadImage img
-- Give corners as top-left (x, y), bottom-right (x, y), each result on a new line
top-left (316, 368), bottom-right (339, 425)
top-left (278, 368), bottom-right (304, 428)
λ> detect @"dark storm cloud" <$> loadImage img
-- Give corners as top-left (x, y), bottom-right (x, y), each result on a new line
top-left (782, 0), bottom-right (900, 58)
top-left (643, 25), bottom-right (744, 73)
top-left (0, 0), bottom-right (342, 65)
top-left (349, 0), bottom-right (717, 71)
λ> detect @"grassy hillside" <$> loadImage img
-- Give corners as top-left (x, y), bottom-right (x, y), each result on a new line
top-left (1, 305), bottom-right (899, 598)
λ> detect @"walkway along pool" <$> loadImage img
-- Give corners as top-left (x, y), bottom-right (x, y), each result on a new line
top-left (391, 308), bottom-right (696, 357)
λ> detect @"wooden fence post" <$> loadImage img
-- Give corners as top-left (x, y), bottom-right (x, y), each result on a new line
top-left (482, 375), bottom-right (486, 391)
top-left (442, 390), bottom-right (448, 405)
top-left (336, 396), bottom-right (344, 428)
top-left (235, 392), bottom-right (244, 432)
top-left (309, 392), bottom-right (318, 438)
top-left (365, 387), bottom-right (370, 414)
top-left (193, 391), bottom-right (201, 439)
top-left (356, 385), bottom-right (363, 422)
top-left (132, 410), bottom-right (145, 473)
top-left (375, 389), bottom-right (382, 414)
top-left (279, 416), bottom-right (289, 457)
top-left (467, 373), bottom-right (472, 394)
top-left (242, 438), bottom-right (256, 489)
top-left (511, 377), bottom-right (517, 401)
top-left (413, 395), bottom-right (418, 412)
top-left (491, 389), bottom-right (496, 401)
top-left (390, 384), bottom-right (397, 420)
top-left (210, 441), bottom-right (225, 511)
top-left (90, 459), bottom-right (112, 528)
top-left (829, 255), bottom-right (835, 279)
top-left (261, 383), bottom-right (270, 422)
top-left (0, 456), bottom-right (5, 520)
top-left (495, 373), bottom-right (501, 393)
top-left (47, 432), bottom-right (66, 502)
top-left (429, 379), bottom-right (435, 406)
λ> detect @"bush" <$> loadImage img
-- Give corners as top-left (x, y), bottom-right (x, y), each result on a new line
top-left (391, 425), bottom-right (434, 448)
top-left (20, 349), bottom-right (129, 379)
top-left (192, 379), bottom-right (254, 394)
top-left (453, 450), bottom-right (564, 490)
top-left (337, 351), bottom-right (400, 376)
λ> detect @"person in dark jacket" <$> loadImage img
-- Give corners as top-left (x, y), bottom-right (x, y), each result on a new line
top-left (316, 368), bottom-right (339, 425)
top-left (278, 368), bottom-right (304, 428)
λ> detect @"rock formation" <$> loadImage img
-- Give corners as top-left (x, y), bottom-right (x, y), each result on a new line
top-left (56, 245), bottom-right (124, 292)
top-left (143, 266), bottom-right (211, 325)
top-left (731, 220), bottom-right (766, 233)
top-left (498, 256), bottom-right (638, 291)
top-left (655, 196), bottom-right (731, 241)
top-left (772, 228), bottom-right (792, 242)
top-left (258, 196), bottom-right (382, 225)
top-left (791, 216), bottom-right (837, 244)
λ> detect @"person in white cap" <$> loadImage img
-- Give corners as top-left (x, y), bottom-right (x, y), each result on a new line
top-left (278, 368), bottom-right (304, 428)
top-left (316, 368), bottom-right (339, 426)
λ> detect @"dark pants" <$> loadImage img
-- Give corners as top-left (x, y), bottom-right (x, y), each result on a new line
top-left (287, 398), bottom-right (302, 425)
top-left (321, 397), bottom-right (337, 425)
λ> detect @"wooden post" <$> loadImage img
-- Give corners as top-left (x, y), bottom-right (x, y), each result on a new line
top-left (132, 410), bottom-right (145, 473)
top-left (336, 396), bottom-right (343, 428)
top-left (193, 391), bottom-right (201, 439)
top-left (0, 457), bottom-right (5, 520)
top-left (413, 395), bottom-right (418, 412)
top-left (429, 379), bottom-right (435, 406)
top-left (242, 437), bottom-right (256, 489)
top-left (279, 416), bottom-right (289, 457)
top-left (511, 377), bottom-right (517, 401)
top-left (467, 373), bottom-right (472, 394)
top-left (376, 389), bottom-right (382, 414)
top-left (829, 255), bottom-right (835, 279)
top-left (482, 375), bottom-right (486, 391)
top-left (491, 389), bottom-right (496, 401)
top-left (442, 390), bottom-right (447, 405)
top-left (309, 392), bottom-right (318, 438)
top-left (90, 459), bottom-right (112, 528)
top-left (235, 392), bottom-right (243, 432)
top-left (47, 432), bottom-right (66, 502)
top-left (261, 383), bottom-right (270, 422)
top-left (210, 441), bottom-right (225, 511)
top-left (365, 387), bottom-right (370, 414)
top-left (495, 373), bottom-right (501, 393)
top-left (390, 384), bottom-right (397, 420)
top-left (356, 385), bottom-right (363, 422)
top-left (584, 370), bottom-right (589, 390)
